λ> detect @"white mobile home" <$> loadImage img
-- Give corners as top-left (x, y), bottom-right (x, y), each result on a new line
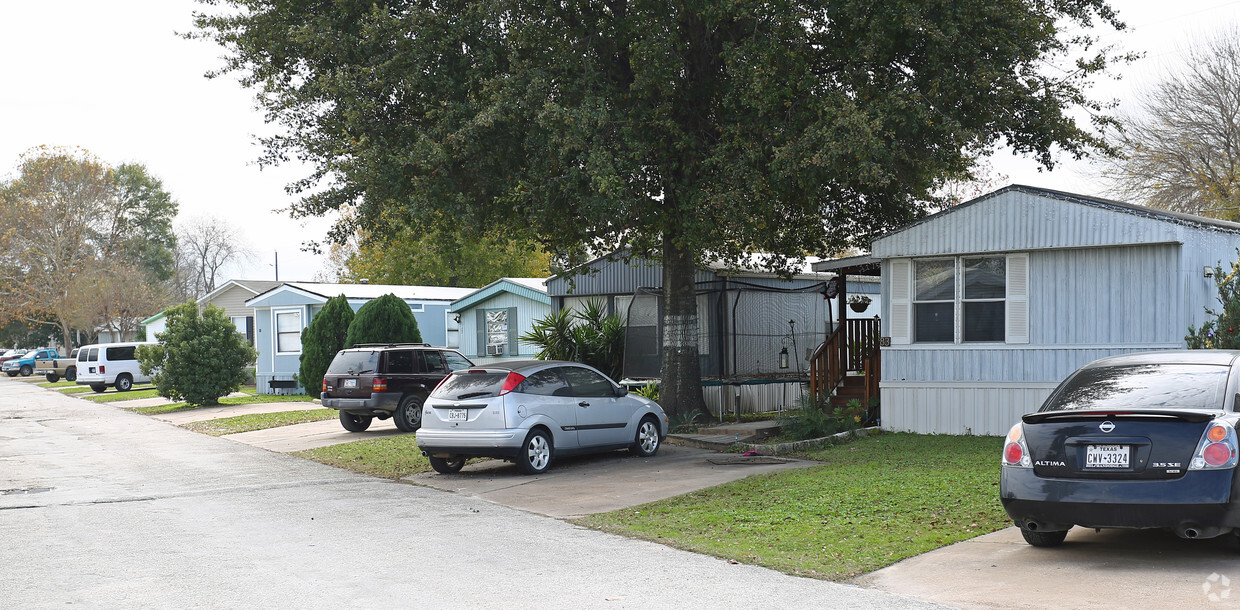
top-left (873, 185), bottom-right (1240, 435)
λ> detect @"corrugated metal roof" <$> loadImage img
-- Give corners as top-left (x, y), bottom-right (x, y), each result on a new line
top-left (873, 185), bottom-right (1240, 258)
top-left (451, 277), bottom-right (552, 311)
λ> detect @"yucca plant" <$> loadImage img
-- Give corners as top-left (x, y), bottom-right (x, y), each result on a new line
top-left (522, 300), bottom-right (625, 379)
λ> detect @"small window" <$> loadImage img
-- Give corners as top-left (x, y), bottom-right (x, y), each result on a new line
top-left (105, 346), bottom-right (137, 361)
top-left (442, 351), bottom-right (473, 371)
top-left (560, 366), bottom-right (614, 397)
top-left (914, 259), bottom-right (954, 343)
top-left (419, 350), bottom-right (446, 373)
top-left (386, 350), bottom-right (414, 374)
top-left (275, 310), bottom-right (302, 353)
top-left (519, 369), bottom-right (569, 396)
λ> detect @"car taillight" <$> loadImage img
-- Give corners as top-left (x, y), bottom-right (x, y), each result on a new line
top-left (322, 378), bottom-right (328, 392)
top-left (1191, 422), bottom-right (1239, 470)
top-left (373, 377), bottom-right (387, 393)
top-left (498, 372), bottom-right (526, 396)
top-left (99, 365), bottom-right (105, 374)
top-left (1002, 423), bottom-right (1032, 468)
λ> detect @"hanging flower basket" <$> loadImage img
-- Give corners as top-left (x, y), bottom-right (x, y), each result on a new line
top-left (848, 295), bottom-right (871, 313)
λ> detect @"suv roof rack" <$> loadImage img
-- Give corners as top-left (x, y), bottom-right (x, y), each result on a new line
top-left (352, 342), bottom-right (433, 348)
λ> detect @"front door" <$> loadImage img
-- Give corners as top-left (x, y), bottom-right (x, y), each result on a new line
top-left (561, 366), bottom-right (630, 447)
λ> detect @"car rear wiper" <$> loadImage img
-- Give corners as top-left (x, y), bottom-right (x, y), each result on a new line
top-left (454, 391), bottom-right (492, 399)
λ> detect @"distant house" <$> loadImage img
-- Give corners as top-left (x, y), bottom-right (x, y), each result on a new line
top-left (449, 277), bottom-right (551, 361)
top-left (141, 279), bottom-right (282, 345)
top-left (547, 252), bottom-right (878, 415)
top-left (871, 185), bottom-right (1240, 435)
top-left (246, 282), bottom-right (475, 394)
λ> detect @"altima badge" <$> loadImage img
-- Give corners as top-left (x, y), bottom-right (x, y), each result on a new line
top-left (1099, 421), bottom-right (1116, 433)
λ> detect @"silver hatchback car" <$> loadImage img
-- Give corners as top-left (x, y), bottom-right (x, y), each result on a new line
top-left (416, 360), bottom-right (669, 474)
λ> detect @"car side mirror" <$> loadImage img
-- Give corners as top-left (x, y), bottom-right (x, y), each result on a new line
top-left (615, 385), bottom-right (628, 397)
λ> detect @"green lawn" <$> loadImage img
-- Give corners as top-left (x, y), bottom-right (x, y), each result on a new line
top-left (293, 434), bottom-right (431, 479)
top-left (128, 393), bottom-right (315, 415)
top-left (577, 433), bottom-right (1009, 580)
top-left (78, 387), bottom-right (161, 402)
top-left (182, 409), bottom-right (336, 436)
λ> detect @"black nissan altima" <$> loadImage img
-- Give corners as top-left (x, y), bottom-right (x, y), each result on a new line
top-left (1001, 350), bottom-right (1240, 547)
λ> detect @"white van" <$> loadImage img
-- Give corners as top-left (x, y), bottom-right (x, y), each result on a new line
top-left (75, 342), bottom-right (155, 393)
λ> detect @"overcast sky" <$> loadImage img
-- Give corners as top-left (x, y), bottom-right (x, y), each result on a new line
top-left (2, 0), bottom-right (1239, 284)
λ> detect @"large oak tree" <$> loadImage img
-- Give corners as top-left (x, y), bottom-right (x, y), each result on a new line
top-left (195, 0), bottom-right (1130, 415)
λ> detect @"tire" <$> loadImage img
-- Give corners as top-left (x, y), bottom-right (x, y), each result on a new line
top-left (45, 373), bottom-right (60, 383)
top-left (339, 411), bottom-right (373, 432)
top-left (394, 395), bottom-right (424, 432)
top-left (630, 417), bottom-right (661, 457)
top-left (115, 374), bottom-right (133, 392)
top-left (1020, 527), bottom-right (1069, 547)
top-left (19, 364), bottom-right (32, 377)
top-left (429, 455), bottom-right (466, 474)
top-left (65, 367), bottom-right (76, 382)
top-left (516, 428), bottom-right (553, 475)
top-left (5, 372), bottom-right (16, 377)
top-left (90, 384), bottom-right (107, 393)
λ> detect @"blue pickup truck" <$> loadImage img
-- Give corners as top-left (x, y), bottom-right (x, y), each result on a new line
top-left (3, 348), bottom-right (59, 377)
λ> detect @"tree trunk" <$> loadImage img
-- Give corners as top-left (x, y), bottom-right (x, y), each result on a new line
top-left (660, 236), bottom-right (707, 418)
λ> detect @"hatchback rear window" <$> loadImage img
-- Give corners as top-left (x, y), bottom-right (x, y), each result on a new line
top-left (327, 351), bottom-right (380, 375)
top-left (1043, 364), bottom-right (1230, 412)
top-left (431, 371), bottom-right (510, 400)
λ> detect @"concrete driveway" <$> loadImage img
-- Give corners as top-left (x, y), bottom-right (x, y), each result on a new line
top-left (406, 444), bottom-right (818, 518)
top-left (856, 525), bottom-right (1240, 608)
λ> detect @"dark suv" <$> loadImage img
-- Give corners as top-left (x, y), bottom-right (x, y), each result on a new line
top-left (320, 343), bottom-right (474, 433)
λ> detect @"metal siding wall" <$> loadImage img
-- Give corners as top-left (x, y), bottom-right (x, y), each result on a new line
top-left (881, 385), bottom-right (1051, 436)
top-left (1031, 244), bottom-right (1180, 345)
top-left (207, 286), bottom-right (255, 317)
top-left (458, 296), bottom-right (552, 357)
top-left (547, 256), bottom-right (715, 297)
top-left (412, 303), bottom-right (450, 346)
top-left (703, 382), bottom-right (805, 417)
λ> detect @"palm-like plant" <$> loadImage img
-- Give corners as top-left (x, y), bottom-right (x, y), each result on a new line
top-left (522, 300), bottom-right (625, 380)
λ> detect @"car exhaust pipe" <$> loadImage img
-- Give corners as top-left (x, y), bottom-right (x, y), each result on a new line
top-left (1175, 524), bottom-right (1232, 539)
top-left (1025, 520), bottom-right (1042, 531)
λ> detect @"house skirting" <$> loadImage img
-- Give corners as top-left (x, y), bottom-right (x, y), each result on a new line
top-left (880, 381), bottom-right (1061, 436)
top-left (702, 380), bottom-right (806, 419)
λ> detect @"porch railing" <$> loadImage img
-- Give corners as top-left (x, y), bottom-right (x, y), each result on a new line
top-left (808, 318), bottom-right (880, 406)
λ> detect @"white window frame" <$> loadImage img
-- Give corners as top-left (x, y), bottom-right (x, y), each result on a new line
top-left (273, 308), bottom-right (304, 355)
top-left (890, 253), bottom-right (1028, 345)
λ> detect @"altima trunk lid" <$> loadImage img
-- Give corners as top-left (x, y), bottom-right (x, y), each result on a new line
top-left (1022, 410), bottom-right (1215, 480)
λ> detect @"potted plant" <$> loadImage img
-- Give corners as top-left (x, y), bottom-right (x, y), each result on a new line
top-left (848, 294), bottom-right (871, 313)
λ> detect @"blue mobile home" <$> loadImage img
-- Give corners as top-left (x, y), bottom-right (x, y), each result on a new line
top-left (247, 282), bottom-right (475, 394)
top-left (872, 185), bottom-right (1240, 435)
top-left (450, 277), bottom-right (551, 361)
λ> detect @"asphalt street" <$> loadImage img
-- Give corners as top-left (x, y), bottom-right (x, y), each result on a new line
top-left (0, 379), bottom-right (943, 609)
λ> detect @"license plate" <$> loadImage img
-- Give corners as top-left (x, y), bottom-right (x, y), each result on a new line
top-left (448, 409), bottom-right (468, 422)
top-left (342, 379), bottom-right (357, 389)
top-left (1086, 444), bottom-right (1129, 468)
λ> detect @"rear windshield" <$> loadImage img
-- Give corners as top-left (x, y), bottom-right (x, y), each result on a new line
top-left (1043, 364), bottom-right (1230, 412)
top-left (327, 351), bottom-right (380, 375)
top-left (431, 371), bottom-right (510, 400)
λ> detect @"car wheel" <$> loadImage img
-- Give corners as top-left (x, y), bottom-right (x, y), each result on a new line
top-left (630, 417), bottom-right (661, 457)
top-left (394, 395), bottom-right (424, 432)
top-left (19, 364), bottom-right (32, 376)
top-left (90, 384), bottom-right (107, 393)
top-left (516, 429), bottom-right (553, 475)
top-left (115, 374), bottom-right (133, 392)
top-left (429, 455), bottom-right (466, 474)
top-left (5, 372), bottom-right (15, 377)
top-left (1020, 527), bottom-right (1069, 547)
top-left (45, 373), bottom-right (60, 383)
top-left (339, 411), bottom-right (373, 432)
top-left (65, 367), bottom-right (76, 382)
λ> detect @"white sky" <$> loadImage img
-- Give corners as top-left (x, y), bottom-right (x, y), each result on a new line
top-left (2, 0), bottom-right (1239, 283)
